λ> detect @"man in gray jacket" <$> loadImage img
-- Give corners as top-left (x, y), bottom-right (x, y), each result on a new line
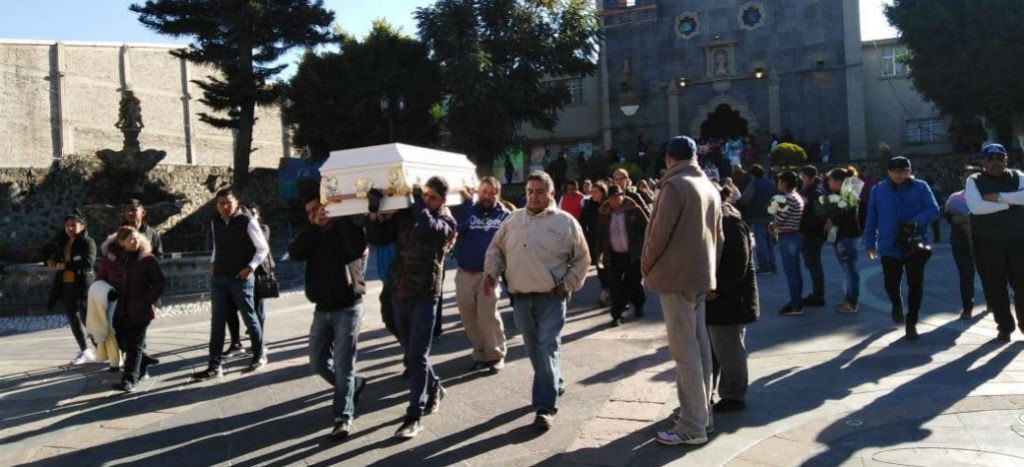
top-left (484, 171), bottom-right (590, 430)
top-left (642, 135), bottom-right (723, 446)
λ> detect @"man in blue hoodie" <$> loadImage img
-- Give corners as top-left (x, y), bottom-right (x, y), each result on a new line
top-left (864, 156), bottom-right (940, 340)
top-left (453, 177), bottom-right (512, 373)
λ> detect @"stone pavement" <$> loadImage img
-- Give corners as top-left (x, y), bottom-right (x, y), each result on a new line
top-left (2, 243), bottom-right (1024, 467)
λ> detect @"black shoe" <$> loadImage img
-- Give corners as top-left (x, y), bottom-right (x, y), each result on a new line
top-left (247, 354), bottom-right (268, 371)
top-left (778, 305), bottom-right (804, 316)
top-left (610, 318), bottom-right (623, 328)
top-left (905, 325), bottom-right (919, 341)
top-left (353, 376), bottom-right (367, 406)
top-left (108, 366), bottom-right (120, 373)
top-left (801, 296), bottom-right (825, 307)
top-left (469, 360), bottom-right (487, 372)
top-left (959, 310), bottom-right (973, 321)
top-left (997, 331), bottom-right (1012, 342)
top-left (401, 368), bottom-right (409, 379)
top-left (394, 417), bottom-right (423, 439)
top-left (534, 409), bottom-right (556, 429)
top-left (891, 306), bottom-right (905, 324)
top-left (558, 384), bottom-right (566, 397)
top-left (713, 399), bottom-right (746, 413)
top-left (225, 342), bottom-right (245, 357)
top-left (194, 366), bottom-right (224, 380)
top-left (143, 355), bottom-right (160, 366)
top-left (331, 419), bottom-right (352, 438)
top-left (424, 385), bottom-right (446, 415)
top-left (111, 381), bottom-right (136, 393)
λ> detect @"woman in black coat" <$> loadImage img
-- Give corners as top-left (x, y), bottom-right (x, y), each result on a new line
top-left (44, 212), bottom-right (97, 365)
top-left (580, 182), bottom-right (608, 305)
top-left (109, 226), bottom-right (166, 393)
top-left (706, 198), bottom-right (758, 413)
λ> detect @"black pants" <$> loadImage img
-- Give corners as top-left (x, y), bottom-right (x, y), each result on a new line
top-left (380, 281), bottom-right (398, 338)
top-left (62, 282), bottom-right (89, 351)
top-left (951, 235), bottom-right (976, 313)
top-left (881, 252), bottom-right (931, 324)
top-left (115, 319), bottom-right (151, 384)
top-left (606, 252), bottom-right (644, 320)
top-left (801, 235), bottom-right (825, 300)
top-left (973, 236), bottom-right (1024, 334)
top-left (434, 268), bottom-right (445, 338)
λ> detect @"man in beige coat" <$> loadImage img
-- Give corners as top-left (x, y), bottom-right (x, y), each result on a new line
top-left (642, 135), bottom-right (723, 446)
top-left (484, 171), bottom-right (590, 430)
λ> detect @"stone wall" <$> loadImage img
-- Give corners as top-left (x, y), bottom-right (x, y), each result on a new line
top-left (0, 40), bottom-right (289, 169)
top-left (0, 158), bottom-right (283, 263)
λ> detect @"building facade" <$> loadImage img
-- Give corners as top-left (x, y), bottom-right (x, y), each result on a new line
top-left (0, 40), bottom-right (290, 169)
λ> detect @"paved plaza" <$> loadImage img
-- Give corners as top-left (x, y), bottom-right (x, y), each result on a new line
top-left (2, 241), bottom-right (1024, 467)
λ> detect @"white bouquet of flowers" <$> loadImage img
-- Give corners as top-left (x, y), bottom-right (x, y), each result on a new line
top-left (767, 194), bottom-right (789, 215)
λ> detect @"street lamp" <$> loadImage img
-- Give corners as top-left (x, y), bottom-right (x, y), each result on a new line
top-left (754, 67), bottom-right (764, 79)
top-left (380, 95), bottom-right (406, 143)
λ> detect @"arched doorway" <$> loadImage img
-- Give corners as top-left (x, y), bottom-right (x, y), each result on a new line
top-left (700, 104), bottom-right (749, 140)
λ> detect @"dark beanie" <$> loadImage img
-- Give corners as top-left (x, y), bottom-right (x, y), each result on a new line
top-left (666, 135), bottom-right (697, 159)
top-left (425, 176), bottom-right (450, 198)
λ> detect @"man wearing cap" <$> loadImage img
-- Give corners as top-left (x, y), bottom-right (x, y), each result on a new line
top-left (642, 135), bottom-right (723, 446)
top-left (366, 176), bottom-right (457, 439)
top-left (965, 143), bottom-right (1024, 342)
top-left (864, 156), bottom-right (939, 340)
top-left (483, 171), bottom-right (590, 430)
top-left (122, 199), bottom-right (164, 259)
top-left (597, 183), bottom-right (650, 326)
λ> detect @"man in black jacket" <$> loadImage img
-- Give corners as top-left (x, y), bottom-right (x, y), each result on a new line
top-left (798, 166), bottom-right (827, 307)
top-left (289, 196), bottom-right (369, 439)
top-left (706, 191), bottom-right (758, 413)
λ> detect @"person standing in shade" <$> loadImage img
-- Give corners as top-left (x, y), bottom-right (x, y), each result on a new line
top-left (122, 199), bottom-right (163, 258)
top-left (707, 184), bottom-right (757, 413)
top-left (864, 157), bottom-right (939, 340)
top-left (596, 184), bottom-right (649, 326)
top-left (798, 166), bottom-right (827, 308)
top-left (366, 177), bottom-right (456, 439)
top-left (739, 164), bottom-right (776, 274)
top-left (771, 172), bottom-right (806, 316)
top-left (289, 196), bottom-right (369, 438)
top-left (966, 143), bottom-right (1024, 342)
top-left (484, 171), bottom-right (590, 430)
top-left (642, 136), bottom-right (722, 446)
top-left (945, 167), bottom-right (981, 320)
top-left (195, 188), bottom-right (270, 379)
top-left (453, 177), bottom-right (511, 373)
top-left (45, 212), bottom-right (97, 365)
top-left (109, 227), bottom-right (165, 393)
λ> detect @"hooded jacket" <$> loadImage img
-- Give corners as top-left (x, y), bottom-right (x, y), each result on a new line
top-left (453, 197), bottom-right (511, 272)
top-left (100, 235), bottom-right (165, 325)
top-left (706, 204), bottom-right (759, 326)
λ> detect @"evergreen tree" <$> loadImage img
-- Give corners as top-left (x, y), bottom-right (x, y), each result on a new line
top-left (130, 0), bottom-right (334, 187)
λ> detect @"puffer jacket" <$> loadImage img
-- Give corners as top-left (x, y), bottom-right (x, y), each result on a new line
top-left (101, 237), bottom-right (164, 325)
top-left (366, 199), bottom-right (456, 300)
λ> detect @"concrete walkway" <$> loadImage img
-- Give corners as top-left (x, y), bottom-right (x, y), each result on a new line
top-left (1, 243), bottom-right (1023, 466)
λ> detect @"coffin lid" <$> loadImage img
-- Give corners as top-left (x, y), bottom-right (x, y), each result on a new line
top-left (321, 143), bottom-right (475, 172)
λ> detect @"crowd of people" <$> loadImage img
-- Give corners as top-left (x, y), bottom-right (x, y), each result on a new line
top-left (46, 134), bottom-right (1024, 448)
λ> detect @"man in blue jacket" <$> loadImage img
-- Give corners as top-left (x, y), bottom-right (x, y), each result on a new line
top-left (864, 157), bottom-right (940, 340)
top-left (453, 177), bottom-right (512, 373)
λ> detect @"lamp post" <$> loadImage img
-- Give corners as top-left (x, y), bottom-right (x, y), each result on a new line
top-left (380, 95), bottom-right (406, 143)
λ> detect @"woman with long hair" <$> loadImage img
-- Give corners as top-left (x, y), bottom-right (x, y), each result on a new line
top-left (109, 226), bottom-right (165, 393)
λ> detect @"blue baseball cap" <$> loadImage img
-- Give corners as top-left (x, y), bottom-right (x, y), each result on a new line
top-left (981, 143), bottom-right (1007, 158)
top-left (666, 135), bottom-right (697, 159)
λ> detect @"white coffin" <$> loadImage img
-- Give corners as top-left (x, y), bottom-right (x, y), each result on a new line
top-left (319, 143), bottom-right (479, 217)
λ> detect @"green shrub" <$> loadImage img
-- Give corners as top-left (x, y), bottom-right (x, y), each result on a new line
top-left (771, 143), bottom-right (807, 167)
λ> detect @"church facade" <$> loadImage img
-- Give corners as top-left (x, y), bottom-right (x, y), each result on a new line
top-left (599, 0), bottom-right (867, 159)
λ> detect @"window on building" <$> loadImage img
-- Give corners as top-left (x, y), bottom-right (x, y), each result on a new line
top-left (905, 118), bottom-right (946, 144)
top-left (881, 46), bottom-right (910, 77)
top-left (546, 78), bottom-right (584, 105)
top-left (624, 0), bottom-right (637, 7)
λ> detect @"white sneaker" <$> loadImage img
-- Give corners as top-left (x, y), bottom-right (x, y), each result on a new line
top-left (71, 349), bottom-right (95, 365)
top-left (655, 428), bottom-right (708, 446)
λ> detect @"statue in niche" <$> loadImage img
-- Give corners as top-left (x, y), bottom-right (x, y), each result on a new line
top-left (714, 49), bottom-right (730, 76)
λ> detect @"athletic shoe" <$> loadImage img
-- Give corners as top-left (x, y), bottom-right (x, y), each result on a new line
top-left (424, 385), bottom-right (446, 415)
top-left (331, 419), bottom-right (352, 439)
top-left (655, 428), bottom-right (708, 446)
top-left (394, 417), bottom-right (423, 439)
top-left (835, 301), bottom-right (859, 314)
top-left (534, 410), bottom-right (555, 429)
top-left (193, 366), bottom-right (224, 380)
top-left (778, 305), bottom-right (804, 316)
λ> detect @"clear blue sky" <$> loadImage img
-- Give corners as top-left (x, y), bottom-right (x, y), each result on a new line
top-left (0, 1), bottom-right (896, 75)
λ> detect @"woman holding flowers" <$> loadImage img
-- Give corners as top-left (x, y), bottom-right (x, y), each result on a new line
top-left (821, 167), bottom-right (864, 313)
top-left (768, 172), bottom-right (805, 316)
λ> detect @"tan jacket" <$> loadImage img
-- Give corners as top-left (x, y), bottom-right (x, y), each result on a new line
top-left (484, 203), bottom-right (591, 294)
top-left (641, 158), bottom-right (723, 293)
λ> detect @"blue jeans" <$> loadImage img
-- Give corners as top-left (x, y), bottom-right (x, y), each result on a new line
top-left (309, 305), bottom-right (364, 422)
top-left (751, 224), bottom-right (775, 272)
top-left (512, 293), bottom-right (567, 412)
top-left (209, 275), bottom-right (263, 367)
top-left (778, 234), bottom-right (804, 307)
top-left (392, 295), bottom-right (440, 419)
top-left (834, 237), bottom-right (861, 305)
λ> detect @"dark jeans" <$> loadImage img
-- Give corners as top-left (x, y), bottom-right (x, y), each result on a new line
top-left (435, 268), bottom-right (446, 338)
top-left (392, 295), bottom-right (441, 419)
top-left (309, 305), bottom-right (364, 422)
top-left (114, 319), bottom-right (151, 384)
top-left (606, 252), bottom-right (644, 319)
top-left (380, 281), bottom-right (398, 338)
top-left (751, 224), bottom-right (775, 272)
top-left (62, 282), bottom-right (88, 351)
top-left (951, 235), bottom-right (976, 313)
top-left (209, 275), bottom-right (263, 368)
top-left (880, 252), bottom-right (931, 324)
top-left (801, 235), bottom-right (825, 300)
top-left (973, 236), bottom-right (1024, 334)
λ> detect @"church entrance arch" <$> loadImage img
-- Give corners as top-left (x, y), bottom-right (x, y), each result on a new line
top-left (688, 95), bottom-right (759, 139)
